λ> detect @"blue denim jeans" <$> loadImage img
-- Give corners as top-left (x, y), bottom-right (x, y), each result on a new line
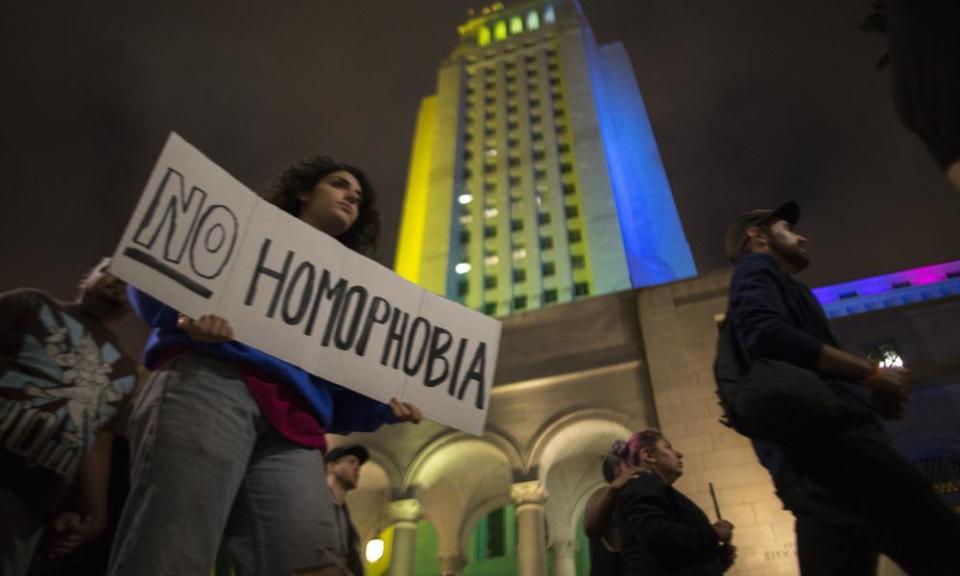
top-left (108, 352), bottom-right (345, 576)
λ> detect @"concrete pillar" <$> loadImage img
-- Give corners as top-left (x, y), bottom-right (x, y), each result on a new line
top-left (437, 552), bottom-right (466, 576)
top-left (387, 499), bottom-right (422, 576)
top-left (552, 539), bottom-right (576, 576)
top-left (511, 481), bottom-right (549, 576)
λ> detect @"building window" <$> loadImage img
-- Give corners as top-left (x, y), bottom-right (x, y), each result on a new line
top-left (509, 176), bottom-right (521, 187)
top-left (513, 295), bottom-right (528, 310)
top-left (544, 288), bottom-right (558, 303)
top-left (484, 225), bottom-right (497, 239)
top-left (485, 508), bottom-right (506, 557)
top-left (572, 254), bottom-right (585, 270)
top-left (565, 205), bottom-right (579, 218)
top-left (568, 229), bottom-right (582, 243)
top-left (562, 182), bottom-right (575, 196)
top-left (484, 302), bottom-right (498, 315)
top-left (538, 212), bottom-right (551, 225)
top-left (494, 21), bottom-right (508, 41)
top-left (510, 16), bottom-right (523, 34)
top-left (457, 278), bottom-right (469, 297)
top-left (532, 131), bottom-right (544, 142)
top-left (478, 27), bottom-right (491, 47)
top-left (511, 219), bottom-right (524, 232)
top-left (531, 113), bottom-right (542, 125)
top-left (542, 262), bottom-right (556, 276)
top-left (527, 10), bottom-right (540, 31)
top-left (460, 230), bottom-right (470, 244)
top-left (558, 142), bottom-right (571, 154)
top-left (544, 5), bottom-right (556, 24)
top-left (574, 282), bottom-right (589, 296)
top-left (540, 236), bottom-right (554, 250)
top-left (513, 268), bottom-right (527, 283)
top-left (560, 162), bottom-right (573, 174)
top-left (532, 149), bottom-right (545, 161)
top-left (484, 275), bottom-right (497, 289)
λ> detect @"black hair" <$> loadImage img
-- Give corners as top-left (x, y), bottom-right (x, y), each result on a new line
top-left (262, 156), bottom-right (380, 257)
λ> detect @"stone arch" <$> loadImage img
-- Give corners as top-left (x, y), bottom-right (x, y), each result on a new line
top-left (402, 426), bottom-right (525, 493)
top-left (458, 492), bottom-right (515, 550)
top-left (526, 409), bottom-right (642, 545)
top-left (526, 407), bottom-right (639, 474)
top-left (402, 434), bottom-right (515, 568)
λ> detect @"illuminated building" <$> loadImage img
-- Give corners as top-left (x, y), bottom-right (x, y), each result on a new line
top-left (395, 0), bottom-right (695, 317)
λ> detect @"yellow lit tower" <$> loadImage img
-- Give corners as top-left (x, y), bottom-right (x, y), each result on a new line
top-left (396, 0), bottom-right (696, 316)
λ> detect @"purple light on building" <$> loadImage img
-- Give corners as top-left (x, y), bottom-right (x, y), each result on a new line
top-left (814, 260), bottom-right (960, 318)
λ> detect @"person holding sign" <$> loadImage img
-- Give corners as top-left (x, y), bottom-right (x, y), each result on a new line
top-left (613, 430), bottom-right (736, 575)
top-left (108, 158), bottom-right (421, 576)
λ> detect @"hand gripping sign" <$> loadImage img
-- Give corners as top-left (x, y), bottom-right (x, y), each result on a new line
top-left (112, 133), bottom-right (501, 435)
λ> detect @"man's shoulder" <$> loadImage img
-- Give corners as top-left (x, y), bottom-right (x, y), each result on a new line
top-left (733, 252), bottom-right (780, 276)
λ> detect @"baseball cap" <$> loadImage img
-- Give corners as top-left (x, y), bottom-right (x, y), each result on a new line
top-left (724, 201), bottom-right (800, 262)
top-left (324, 444), bottom-right (369, 464)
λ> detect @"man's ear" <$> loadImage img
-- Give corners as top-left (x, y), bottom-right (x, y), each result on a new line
top-left (745, 225), bottom-right (768, 248)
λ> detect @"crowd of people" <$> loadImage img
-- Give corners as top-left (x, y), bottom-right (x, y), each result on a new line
top-left (2, 166), bottom-right (959, 576)
top-left (1, 158), bottom-right (420, 576)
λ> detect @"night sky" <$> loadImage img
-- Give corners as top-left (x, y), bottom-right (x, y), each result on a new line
top-left (3, 0), bottom-right (958, 304)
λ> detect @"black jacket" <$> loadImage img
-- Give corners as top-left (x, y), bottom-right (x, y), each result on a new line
top-left (615, 472), bottom-right (726, 576)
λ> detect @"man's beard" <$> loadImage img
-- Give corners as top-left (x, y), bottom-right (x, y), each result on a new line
top-left (771, 239), bottom-right (810, 272)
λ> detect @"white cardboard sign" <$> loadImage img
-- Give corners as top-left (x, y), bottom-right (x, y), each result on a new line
top-left (112, 133), bottom-right (500, 435)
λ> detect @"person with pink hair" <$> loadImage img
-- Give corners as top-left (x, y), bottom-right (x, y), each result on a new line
top-left (612, 430), bottom-right (735, 575)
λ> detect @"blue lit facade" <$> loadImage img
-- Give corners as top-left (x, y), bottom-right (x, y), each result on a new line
top-left (396, 0), bottom-right (696, 318)
top-left (814, 260), bottom-right (960, 318)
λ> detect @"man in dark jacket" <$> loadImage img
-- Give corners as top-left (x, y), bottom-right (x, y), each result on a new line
top-left (325, 445), bottom-right (369, 576)
top-left (720, 202), bottom-right (960, 575)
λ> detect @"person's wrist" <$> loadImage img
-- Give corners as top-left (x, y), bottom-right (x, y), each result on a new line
top-left (862, 363), bottom-right (882, 386)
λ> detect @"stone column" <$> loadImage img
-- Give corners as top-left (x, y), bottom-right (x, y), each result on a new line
top-left (552, 539), bottom-right (576, 576)
top-left (511, 481), bottom-right (549, 576)
top-left (437, 552), bottom-right (466, 576)
top-left (388, 499), bottom-right (422, 576)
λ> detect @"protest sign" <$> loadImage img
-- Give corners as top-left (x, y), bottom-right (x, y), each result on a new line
top-left (112, 133), bottom-right (500, 435)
